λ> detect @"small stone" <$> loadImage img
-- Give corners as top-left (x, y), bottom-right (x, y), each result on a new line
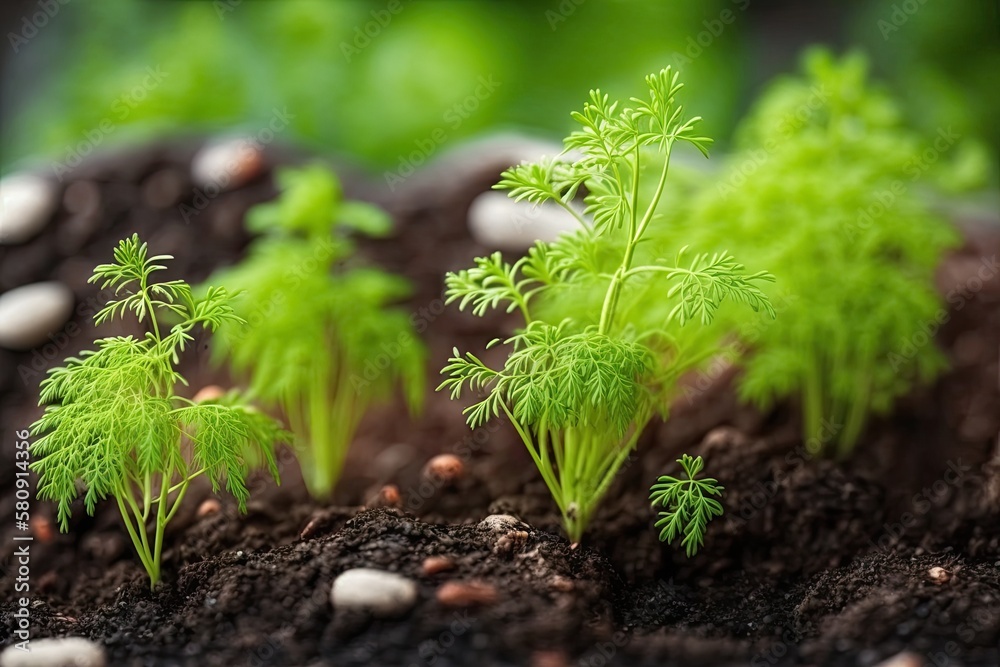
top-left (299, 508), bottom-right (353, 540)
top-left (493, 530), bottom-right (529, 557)
top-left (468, 191), bottom-right (583, 252)
top-left (435, 580), bottom-right (498, 608)
top-left (0, 172), bottom-right (58, 245)
top-left (330, 568), bottom-right (418, 618)
top-left (927, 566), bottom-right (951, 584)
top-left (0, 282), bottom-right (74, 350)
top-left (477, 514), bottom-right (528, 537)
top-left (421, 556), bottom-right (456, 576)
top-left (389, 133), bottom-right (568, 205)
top-left (549, 575), bottom-right (574, 593)
top-left (300, 517), bottom-right (323, 540)
top-left (0, 636), bottom-right (106, 666)
top-left (422, 454), bottom-right (464, 486)
top-left (368, 484), bottom-right (402, 508)
top-left (531, 650), bottom-right (570, 667)
top-left (193, 385), bottom-right (226, 402)
top-left (874, 651), bottom-right (925, 667)
top-left (191, 138), bottom-right (263, 191)
top-left (197, 499), bottom-right (221, 518)
top-left (31, 516), bottom-right (54, 543)
top-left (701, 426), bottom-right (749, 450)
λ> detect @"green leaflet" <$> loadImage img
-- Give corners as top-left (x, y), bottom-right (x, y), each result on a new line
top-left (650, 455), bottom-right (724, 558)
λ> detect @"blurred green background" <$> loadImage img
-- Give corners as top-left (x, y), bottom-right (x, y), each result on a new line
top-left (1, 0), bottom-right (997, 179)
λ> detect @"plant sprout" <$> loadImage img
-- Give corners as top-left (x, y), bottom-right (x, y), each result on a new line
top-left (30, 235), bottom-right (285, 587)
top-left (207, 164), bottom-right (424, 499)
top-left (440, 69), bottom-right (774, 543)
top-left (650, 455), bottom-right (724, 557)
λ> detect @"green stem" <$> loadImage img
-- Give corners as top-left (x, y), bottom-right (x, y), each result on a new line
top-left (142, 473), bottom-right (152, 521)
top-left (837, 379), bottom-right (870, 460)
top-left (500, 404), bottom-right (565, 516)
top-left (151, 472), bottom-right (171, 588)
top-left (569, 427), bottom-right (586, 502)
top-left (147, 467), bottom-right (207, 503)
top-left (803, 360), bottom-right (826, 456)
top-left (623, 265), bottom-right (697, 280)
top-left (164, 479), bottom-right (190, 525)
top-left (115, 494), bottom-right (155, 581)
top-left (123, 489), bottom-right (154, 562)
top-left (551, 426), bottom-right (567, 511)
top-left (140, 273), bottom-right (162, 343)
top-left (590, 424), bottom-right (643, 504)
top-left (309, 364), bottom-right (333, 497)
top-left (634, 143), bottom-right (673, 240)
top-left (516, 298), bottom-right (532, 326)
top-left (552, 198), bottom-right (589, 230)
top-left (167, 468), bottom-right (206, 495)
top-left (538, 420), bottom-right (565, 511)
top-left (326, 362), bottom-right (360, 496)
top-left (598, 143), bottom-right (673, 335)
top-left (629, 145), bottom-right (641, 234)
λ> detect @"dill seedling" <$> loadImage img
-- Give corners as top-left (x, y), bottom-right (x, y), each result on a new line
top-left (672, 50), bottom-right (961, 457)
top-left (439, 69), bottom-right (774, 543)
top-left (207, 164), bottom-right (424, 499)
top-left (30, 235), bottom-right (285, 587)
top-left (649, 455), bottom-right (724, 557)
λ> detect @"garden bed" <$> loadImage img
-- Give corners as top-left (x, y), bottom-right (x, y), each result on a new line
top-left (1, 139), bottom-right (999, 666)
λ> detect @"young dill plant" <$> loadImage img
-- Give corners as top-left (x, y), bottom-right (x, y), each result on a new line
top-left (207, 164), bottom-right (424, 499)
top-left (649, 455), bottom-right (724, 557)
top-left (670, 50), bottom-right (962, 457)
top-left (439, 69), bottom-right (775, 543)
top-left (30, 235), bottom-right (285, 587)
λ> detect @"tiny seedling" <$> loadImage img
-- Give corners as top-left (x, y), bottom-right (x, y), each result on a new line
top-left (207, 164), bottom-right (424, 498)
top-left (440, 69), bottom-right (774, 543)
top-left (30, 235), bottom-right (285, 587)
top-left (649, 455), bottom-right (724, 557)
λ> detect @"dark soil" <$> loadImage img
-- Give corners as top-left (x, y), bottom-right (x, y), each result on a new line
top-left (1, 138), bottom-right (999, 666)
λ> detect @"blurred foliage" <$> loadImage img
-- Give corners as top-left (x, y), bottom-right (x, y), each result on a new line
top-left (644, 49), bottom-right (965, 456)
top-left (2, 0), bottom-right (740, 169)
top-left (204, 164), bottom-right (424, 498)
top-left (849, 0), bottom-right (1000, 167)
top-left (2, 1), bottom-right (994, 183)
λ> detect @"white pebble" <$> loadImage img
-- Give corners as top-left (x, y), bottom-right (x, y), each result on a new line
top-left (468, 191), bottom-right (583, 252)
top-left (874, 651), bottom-right (925, 667)
top-left (190, 138), bottom-right (262, 191)
top-left (477, 514), bottom-right (529, 536)
top-left (387, 133), bottom-right (574, 205)
top-left (927, 566), bottom-right (951, 584)
top-left (0, 282), bottom-right (74, 350)
top-left (432, 134), bottom-right (571, 179)
top-left (0, 637), bottom-right (106, 667)
top-left (0, 173), bottom-right (58, 245)
top-left (330, 568), bottom-right (418, 618)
